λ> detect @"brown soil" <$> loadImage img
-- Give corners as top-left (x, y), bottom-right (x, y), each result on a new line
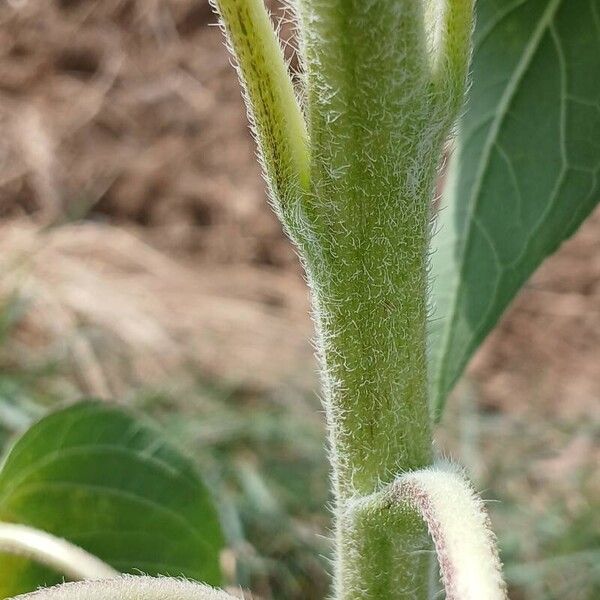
top-left (0, 0), bottom-right (297, 268)
top-left (1, 0), bottom-right (598, 414)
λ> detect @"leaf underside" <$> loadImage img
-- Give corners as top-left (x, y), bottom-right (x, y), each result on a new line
top-left (430, 0), bottom-right (600, 417)
top-left (0, 402), bottom-right (224, 598)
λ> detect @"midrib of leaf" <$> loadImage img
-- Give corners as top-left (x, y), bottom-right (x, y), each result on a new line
top-left (433, 0), bottom-right (563, 402)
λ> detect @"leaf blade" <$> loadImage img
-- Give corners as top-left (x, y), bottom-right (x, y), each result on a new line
top-left (430, 0), bottom-right (600, 416)
top-left (0, 402), bottom-right (224, 598)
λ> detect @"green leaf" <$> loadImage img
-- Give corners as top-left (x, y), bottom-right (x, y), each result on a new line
top-left (0, 401), bottom-right (224, 598)
top-left (429, 0), bottom-right (600, 417)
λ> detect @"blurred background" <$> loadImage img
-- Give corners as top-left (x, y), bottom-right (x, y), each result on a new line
top-left (0, 1), bottom-right (598, 598)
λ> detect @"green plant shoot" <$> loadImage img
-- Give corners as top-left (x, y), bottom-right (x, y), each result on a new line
top-left (212, 1), bottom-right (485, 598)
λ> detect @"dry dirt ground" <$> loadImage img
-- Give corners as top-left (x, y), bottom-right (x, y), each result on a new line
top-left (0, 2), bottom-right (598, 599)
top-left (0, 0), bottom-right (597, 417)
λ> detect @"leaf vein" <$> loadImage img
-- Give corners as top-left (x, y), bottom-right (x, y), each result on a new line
top-left (434, 0), bottom-right (563, 401)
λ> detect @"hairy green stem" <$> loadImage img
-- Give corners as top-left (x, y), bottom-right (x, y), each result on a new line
top-left (348, 465), bottom-right (507, 600)
top-left (297, 2), bottom-right (470, 597)
top-left (9, 576), bottom-right (236, 600)
top-left (213, 1), bottom-right (473, 598)
top-left (297, 0), bottom-right (469, 498)
top-left (434, 0), bottom-right (476, 113)
top-left (209, 0), bottom-right (310, 217)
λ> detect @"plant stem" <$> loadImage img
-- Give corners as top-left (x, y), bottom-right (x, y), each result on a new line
top-left (213, 1), bottom-right (473, 598)
top-left (307, 200), bottom-right (434, 598)
top-left (209, 0), bottom-right (310, 215)
top-left (297, 1), bottom-right (470, 597)
top-left (297, 0), bottom-right (439, 488)
top-left (0, 523), bottom-right (117, 581)
top-left (10, 576), bottom-right (236, 600)
top-left (349, 465), bottom-right (507, 600)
